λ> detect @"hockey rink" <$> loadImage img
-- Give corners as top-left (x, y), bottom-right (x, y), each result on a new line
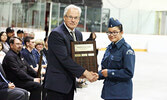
top-left (74, 51), bottom-right (167, 100)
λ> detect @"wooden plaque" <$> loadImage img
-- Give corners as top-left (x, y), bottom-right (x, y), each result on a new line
top-left (71, 41), bottom-right (98, 73)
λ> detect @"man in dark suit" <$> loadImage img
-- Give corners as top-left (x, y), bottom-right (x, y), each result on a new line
top-left (45, 4), bottom-right (98, 100)
top-left (0, 63), bottom-right (28, 100)
top-left (2, 37), bottom-right (42, 100)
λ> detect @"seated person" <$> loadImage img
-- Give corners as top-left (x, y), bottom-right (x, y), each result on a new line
top-left (17, 30), bottom-right (24, 40)
top-left (0, 42), bottom-right (6, 64)
top-left (2, 37), bottom-right (42, 100)
top-left (21, 36), bottom-right (38, 70)
top-left (0, 31), bottom-right (10, 53)
top-left (0, 63), bottom-right (28, 100)
top-left (6, 27), bottom-right (15, 45)
top-left (33, 39), bottom-right (47, 67)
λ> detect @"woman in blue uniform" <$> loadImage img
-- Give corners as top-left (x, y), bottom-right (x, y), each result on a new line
top-left (98, 17), bottom-right (135, 100)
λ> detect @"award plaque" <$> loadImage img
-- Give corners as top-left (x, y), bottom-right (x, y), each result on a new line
top-left (71, 41), bottom-right (98, 73)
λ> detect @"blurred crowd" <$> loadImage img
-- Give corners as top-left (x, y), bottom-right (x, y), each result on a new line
top-left (0, 27), bottom-right (48, 100)
top-left (0, 27), bottom-right (48, 70)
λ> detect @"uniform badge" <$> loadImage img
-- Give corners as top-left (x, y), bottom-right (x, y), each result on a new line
top-left (126, 49), bottom-right (135, 55)
top-left (21, 57), bottom-right (24, 61)
top-left (112, 72), bottom-right (115, 75)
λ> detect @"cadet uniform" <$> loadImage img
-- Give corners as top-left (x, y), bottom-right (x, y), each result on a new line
top-left (98, 17), bottom-right (135, 100)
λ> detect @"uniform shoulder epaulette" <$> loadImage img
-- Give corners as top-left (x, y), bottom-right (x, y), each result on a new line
top-left (123, 42), bottom-right (131, 48)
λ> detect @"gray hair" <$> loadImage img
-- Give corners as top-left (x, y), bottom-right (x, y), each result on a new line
top-left (63, 4), bottom-right (82, 17)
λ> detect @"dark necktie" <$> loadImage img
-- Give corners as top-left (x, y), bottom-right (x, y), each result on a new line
top-left (70, 31), bottom-right (76, 41)
top-left (0, 72), bottom-right (8, 83)
top-left (112, 43), bottom-right (116, 48)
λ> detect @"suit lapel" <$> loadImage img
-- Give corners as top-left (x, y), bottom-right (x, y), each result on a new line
top-left (61, 23), bottom-right (81, 41)
top-left (66, 32), bottom-right (74, 41)
top-left (61, 24), bottom-right (74, 41)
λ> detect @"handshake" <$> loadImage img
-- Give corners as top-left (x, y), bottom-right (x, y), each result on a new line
top-left (82, 70), bottom-right (99, 82)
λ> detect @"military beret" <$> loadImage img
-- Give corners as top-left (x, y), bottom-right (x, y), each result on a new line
top-left (108, 17), bottom-right (122, 28)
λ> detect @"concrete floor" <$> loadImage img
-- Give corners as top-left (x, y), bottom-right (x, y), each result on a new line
top-left (74, 51), bottom-right (167, 100)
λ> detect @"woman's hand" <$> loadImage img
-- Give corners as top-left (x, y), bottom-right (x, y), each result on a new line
top-left (101, 69), bottom-right (108, 77)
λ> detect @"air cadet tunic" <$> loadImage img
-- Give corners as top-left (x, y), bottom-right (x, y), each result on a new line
top-left (98, 38), bottom-right (135, 100)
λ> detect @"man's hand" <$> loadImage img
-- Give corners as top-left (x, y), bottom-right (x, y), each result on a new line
top-left (90, 71), bottom-right (99, 79)
top-left (34, 78), bottom-right (41, 83)
top-left (79, 75), bottom-right (86, 79)
top-left (101, 69), bottom-right (108, 77)
top-left (8, 82), bottom-right (15, 89)
top-left (42, 65), bottom-right (47, 68)
top-left (83, 70), bottom-right (98, 82)
top-left (33, 67), bottom-right (38, 72)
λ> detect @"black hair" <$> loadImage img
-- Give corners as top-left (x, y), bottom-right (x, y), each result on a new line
top-left (89, 32), bottom-right (96, 39)
top-left (117, 24), bottom-right (123, 32)
top-left (6, 27), bottom-right (14, 33)
top-left (17, 30), bottom-right (24, 34)
top-left (24, 36), bottom-right (34, 46)
top-left (0, 31), bottom-right (6, 41)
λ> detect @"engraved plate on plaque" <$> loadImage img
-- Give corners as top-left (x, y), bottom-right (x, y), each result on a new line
top-left (74, 44), bottom-right (94, 52)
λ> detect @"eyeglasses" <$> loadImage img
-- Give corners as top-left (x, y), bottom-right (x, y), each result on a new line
top-left (106, 31), bottom-right (120, 36)
top-left (65, 15), bottom-right (79, 20)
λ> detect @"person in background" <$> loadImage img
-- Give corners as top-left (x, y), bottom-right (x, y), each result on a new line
top-left (29, 32), bottom-right (35, 39)
top-left (2, 37), bottom-right (42, 100)
top-left (33, 39), bottom-right (48, 100)
top-left (0, 42), bottom-right (6, 64)
top-left (86, 32), bottom-right (97, 41)
top-left (17, 30), bottom-right (24, 47)
top-left (21, 36), bottom-right (38, 69)
top-left (0, 32), bottom-right (10, 53)
top-left (34, 39), bottom-right (47, 66)
top-left (86, 32), bottom-right (98, 55)
top-left (33, 39), bottom-right (47, 75)
top-left (45, 4), bottom-right (98, 100)
top-left (6, 27), bottom-right (15, 45)
top-left (17, 30), bottom-right (24, 40)
top-left (22, 31), bottom-right (30, 48)
top-left (23, 31), bottom-right (30, 39)
top-left (0, 63), bottom-right (28, 100)
top-left (98, 17), bottom-right (135, 100)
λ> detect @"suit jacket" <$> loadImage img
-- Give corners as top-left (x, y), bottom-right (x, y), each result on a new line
top-left (2, 49), bottom-right (37, 87)
top-left (0, 77), bottom-right (8, 100)
top-left (0, 64), bottom-right (8, 100)
top-left (45, 23), bottom-right (85, 94)
top-left (99, 38), bottom-right (135, 99)
top-left (21, 48), bottom-right (37, 68)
